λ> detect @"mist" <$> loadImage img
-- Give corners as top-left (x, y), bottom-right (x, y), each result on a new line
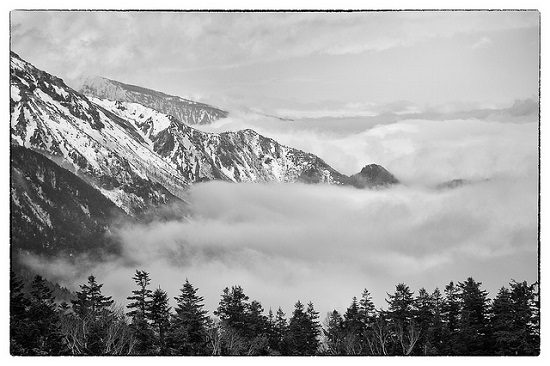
top-left (22, 178), bottom-right (538, 317)
top-left (20, 111), bottom-right (538, 318)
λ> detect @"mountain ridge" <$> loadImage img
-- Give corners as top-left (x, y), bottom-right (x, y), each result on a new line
top-left (80, 75), bottom-right (228, 126)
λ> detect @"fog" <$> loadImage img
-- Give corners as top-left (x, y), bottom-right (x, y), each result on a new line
top-left (22, 115), bottom-right (538, 317)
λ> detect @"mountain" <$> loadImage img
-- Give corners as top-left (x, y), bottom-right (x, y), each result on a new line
top-left (11, 52), bottom-right (189, 215)
top-left (347, 164), bottom-right (400, 189)
top-left (88, 97), bottom-right (348, 185)
top-left (10, 145), bottom-right (126, 258)
top-left (11, 52), bottom-right (399, 218)
top-left (79, 76), bottom-right (228, 125)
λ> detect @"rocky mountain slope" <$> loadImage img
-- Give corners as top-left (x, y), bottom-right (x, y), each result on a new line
top-left (11, 52), bottom-right (191, 214)
top-left (80, 76), bottom-right (228, 125)
top-left (11, 145), bottom-right (126, 257)
top-left (11, 52), bottom-right (399, 217)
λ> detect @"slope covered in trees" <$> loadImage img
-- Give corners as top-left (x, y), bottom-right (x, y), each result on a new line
top-left (10, 270), bottom-right (540, 356)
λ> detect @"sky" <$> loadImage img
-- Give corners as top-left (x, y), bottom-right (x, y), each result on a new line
top-left (8, 9), bottom-right (542, 320)
top-left (10, 10), bottom-right (539, 118)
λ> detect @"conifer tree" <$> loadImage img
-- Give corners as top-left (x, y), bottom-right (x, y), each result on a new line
top-left (456, 277), bottom-right (490, 355)
top-left (323, 310), bottom-right (345, 355)
top-left (441, 281), bottom-right (461, 354)
top-left (70, 275), bottom-right (116, 355)
top-left (170, 279), bottom-right (209, 355)
top-left (286, 300), bottom-right (320, 355)
top-left (150, 287), bottom-right (171, 355)
top-left (270, 307), bottom-right (289, 354)
top-left (26, 275), bottom-right (66, 355)
top-left (126, 270), bottom-right (154, 354)
top-left (72, 275), bottom-right (114, 319)
top-left (414, 288), bottom-right (435, 355)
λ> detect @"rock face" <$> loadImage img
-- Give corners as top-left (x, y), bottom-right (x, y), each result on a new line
top-left (10, 145), bottom-right (126, 257)
top-left (10, 52), bottom-right (186, 215)
top-left (347, 164), bottom-right (400, 188)
top-left (79, 76), bottom-right (228, 125)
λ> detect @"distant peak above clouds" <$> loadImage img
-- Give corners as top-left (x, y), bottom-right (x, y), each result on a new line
top-left (79, 76), bottom-right (228, 126)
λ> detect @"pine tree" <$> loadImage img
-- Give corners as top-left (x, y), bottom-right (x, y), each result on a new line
top-left (271, 307), bottom-right (289, 355)
top-left (26, 275), bottom-right (66, 355)
top-left (441, 281), bottom-right (461, 354)
top-left (126, 270), bottom-right (154, 354)
top-left (246, 300), bottom-right (270, 355)
top-left (306, 302), bottom-right (321, 354)
top-left (386, 283), bottom-right (418, 355)
top-left (491, 280), bottom-right (540, 355)
top-left (342, 297), bottom-right (365, 354)
top-left (285, 300), bottom-right (320, 355)
top-left (456, 277), bottom-right (490, 355)
top-left (150, 287), bottom-right (171, 355)
top-left (323, 310), bottom-right (345, 355)
top-left (72, 275), bottom-right (114, 319)
top-left (413, 288), bottom-right (435, 355)
top-left (358, 288), bottom-right (377, 355)
top-left (70, 275), bottom-right (116, 355)
top-left (170, 279), bottom-right (209, 355)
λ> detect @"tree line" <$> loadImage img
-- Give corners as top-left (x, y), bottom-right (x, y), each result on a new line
top-left (10, 270), bottom-right (539, 356)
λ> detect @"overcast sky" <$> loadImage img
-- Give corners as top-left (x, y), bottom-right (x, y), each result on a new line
top-left (10, 11), bottom-right (539, 117)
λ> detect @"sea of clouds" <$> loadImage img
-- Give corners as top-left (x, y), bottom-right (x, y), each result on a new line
top-left (23, 112), bottom-right (539, 317)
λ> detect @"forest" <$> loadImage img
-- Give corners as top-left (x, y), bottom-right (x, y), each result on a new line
top-left (10, 270), bottom-right (540, 356)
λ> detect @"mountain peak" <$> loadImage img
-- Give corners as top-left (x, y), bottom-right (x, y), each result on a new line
top-left (349, 164), bottom-right (400, 188)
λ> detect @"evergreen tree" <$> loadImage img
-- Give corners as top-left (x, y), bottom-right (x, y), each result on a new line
top-left (342, 297), bottom-right (365, 354)
top-left (170, 279), bottom-right (209, 355)
top-left (150, 287), bottom-right (171, 355)
top-left (358, 288), bottom-right (377, 355)
top-left (413, 288), bottom-right (435, 355)
top-left (428, 288), bottom-right (445, 355)
top-left (386, 283), bottom-right (418, 355)
top-left (456, 277), bottom-right (490, 355)
top-left (72, 274), bottom-right (114, 319)
top-left (70, 275), bottom-right (116, 355)
top-left (285, 300), bottom-right (320, 355)
top-left (306, 302), bottom-right (321, 354)
top-left (26, 275), bottom-right (66, 355)
top-left (441, 281), bottom-right (461, 354)
top-left (323, 310), bottom-right (345, 355)
top-left (270, 307), bottom-right (289, 355)
top-left (491, 280), bottom-right (540, 355)
top-left (126, 270), bottom-right (154, 354)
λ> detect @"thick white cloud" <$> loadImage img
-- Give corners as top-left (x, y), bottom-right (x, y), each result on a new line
top-left (23, 170), bottom-right (538, 317)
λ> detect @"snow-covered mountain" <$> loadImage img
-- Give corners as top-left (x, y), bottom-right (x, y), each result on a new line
top-left (88, 97), bottom-right (347, 185)
top-left (11, 52), bottom-right (186, 215)
top-left (10, 51), bottom-right (401, 259)
top-left (11, 52), bottom-right (381, 216)
top-left (79, 76), bottom-right (228, 125)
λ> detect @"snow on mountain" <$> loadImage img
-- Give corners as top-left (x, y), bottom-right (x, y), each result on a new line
top-left (10, 52), bottom-right (188, 215)
top-left (90, 97), bottom-right (347, 184)
top-left (10, 52), bottom-right (399, 215)
top-left (79, 76), bottom-right (228, 125)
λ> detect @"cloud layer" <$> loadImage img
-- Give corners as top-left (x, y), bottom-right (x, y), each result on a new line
top-left (23, 175), bottom-right (538, 317)
top-left (21, 110), bottom-right (538, 316)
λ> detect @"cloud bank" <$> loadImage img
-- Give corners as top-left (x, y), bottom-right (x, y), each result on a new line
top-left (22, 174), bottom-right (538, 317)
top-left (19, 110), bottom-right (538, 317)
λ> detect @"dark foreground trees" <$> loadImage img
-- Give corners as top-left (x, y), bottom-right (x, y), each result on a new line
top-left (10, 270), bottom-right (540, 356)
